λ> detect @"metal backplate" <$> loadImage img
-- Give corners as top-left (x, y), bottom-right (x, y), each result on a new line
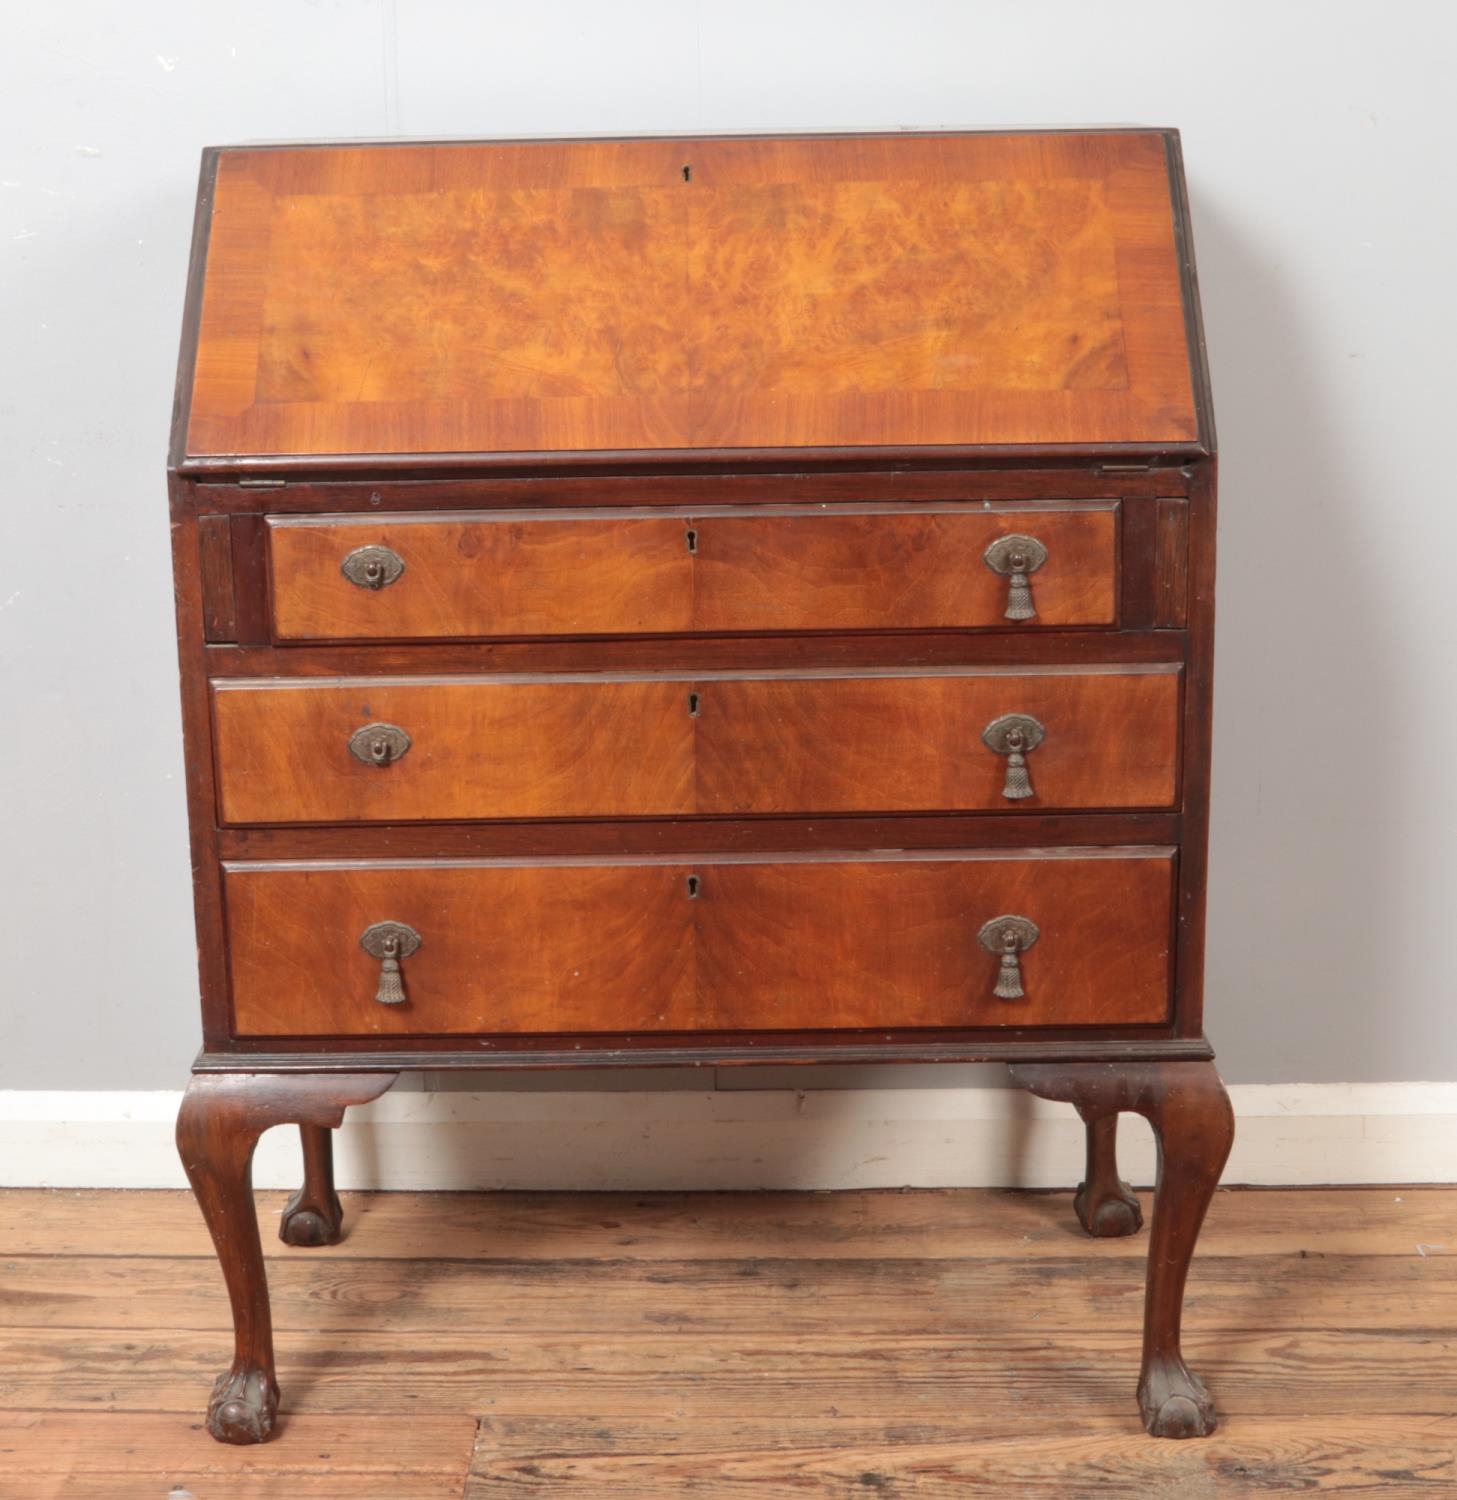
top-left (977, 915), bottom-right (1040, 955)
top-left (348, 722), bottom-right (412, 767)
top-left (341, 544), bottom-right (405, 590)
top-left (982, 533), bottom-right (1048, 577)
top-left (980, 713), bottom-right (1047, 756)
top-left (359, 921), bottom-right (422, 961)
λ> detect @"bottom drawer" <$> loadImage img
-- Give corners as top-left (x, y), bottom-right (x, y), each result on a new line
top-left (223, 849), bottom-right (1175, 1037)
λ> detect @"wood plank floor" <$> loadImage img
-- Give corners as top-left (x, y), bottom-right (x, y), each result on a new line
top-left (0, 1186), bottom-right (1452, 1497)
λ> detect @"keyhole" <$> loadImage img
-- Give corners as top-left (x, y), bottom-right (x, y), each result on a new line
top-left (685, 528), bottom-right (698, 554)
top-left (686, 874), bottom-right (700, 898)
top-left (687, 692), bottom-right (700, 717)
top-left (682, 164), bottom-right (692, 182)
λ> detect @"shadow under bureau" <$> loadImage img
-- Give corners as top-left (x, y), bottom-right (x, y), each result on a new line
top-left (167, 129), bottom-right (1229, 1444)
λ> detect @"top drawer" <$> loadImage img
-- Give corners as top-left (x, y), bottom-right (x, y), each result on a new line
top-left (267, 503), bottom-right (1118, 642)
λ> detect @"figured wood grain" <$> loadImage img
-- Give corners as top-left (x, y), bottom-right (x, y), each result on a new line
top-left (694, 852), bottom-right (1173, 1029)
top-left (183, 132), bottom-right (1199, 461)
top-left (224, 861), bottom-right (697, 1036)
top-left (694, 506), bottom-right (1117, 633)
top-left (267, 504), bottom-right (1118, 641)
top-left (211, 677), bottom-right (695, 824)
top-left (223, 850), bottom-right (1173, 1036)
top-left (210, 667), bottom-right (1178, 825)
top-left (696, 667), bottom-right (1179, 814)
top-left (270, 512), bottom-right (693, 640)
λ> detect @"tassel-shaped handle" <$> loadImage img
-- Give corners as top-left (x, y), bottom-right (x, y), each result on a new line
top-left (359, 921), bottom-right (422, 1006)
top-left (376, 937), bottom-right (405, 1004)
top-left (977, 916), bottom-right (1039, 1002)
top-left (981, 713), bottom-right (1046, 801)
top-left (983, 534), bottom-right (1048, 622)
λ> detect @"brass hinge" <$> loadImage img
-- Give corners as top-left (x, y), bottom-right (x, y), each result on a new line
top-left (237, 477), bottom-right (286, 488)
top-left (1097, 463), bottom-right (1153, 474)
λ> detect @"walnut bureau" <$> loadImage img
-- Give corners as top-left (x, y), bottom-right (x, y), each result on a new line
top-left (167, 130), bottom-right (1230, 1444)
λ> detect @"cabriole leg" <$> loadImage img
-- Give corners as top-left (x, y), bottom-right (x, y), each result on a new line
top-left (280, 1125), bottom-right (344, 1247)
top-left (175, 1071), bottom-right (397, 1443)
top-left (1074, 1112), bottom-right (1143, 1238)
top-left (1011, 1061), bottom-right (1234, 1438)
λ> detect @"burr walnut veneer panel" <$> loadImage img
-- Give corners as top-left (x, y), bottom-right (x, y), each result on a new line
top-left (211, 666), bottom-right (1179, 825)
top-left (267, 504), bottom-right (1118, 641)
top-left (223, 850), bottom-right (1175, 1036)
top-left (185, 133), bottom-right (1198, 462)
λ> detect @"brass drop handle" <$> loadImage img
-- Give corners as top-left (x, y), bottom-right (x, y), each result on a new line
top-left (983, 534), bottom-right (1048, 621)
top-left (349, 722), bottom-right (412, 768)
top-left (981, 713), bottom-right (1046, 800)
top-left (341, 544), bottom-right (405, 591)
top-left (360, 921), bottom-right (421, 1005)
top-left (977, 915), bottom-right (1039, 1000)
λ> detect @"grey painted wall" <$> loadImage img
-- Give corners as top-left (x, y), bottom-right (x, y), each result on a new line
top-left (2, 2), bottom-right (1453, 1090)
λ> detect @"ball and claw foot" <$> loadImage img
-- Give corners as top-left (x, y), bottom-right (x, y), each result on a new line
top-left (1138, 1357), bottom-right (1218, 1439)
top-left (1074, 1176), bottom-right (1144, 1238)
top-left (278, 1186), bottom-right (343, 1247)
top-left (207, 1363), bottom-right (280, 1444)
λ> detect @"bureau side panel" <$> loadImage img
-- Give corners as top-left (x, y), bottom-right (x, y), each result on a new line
top-left (1172, 458), bottom-right (1216, 1039)
top-left (168, 476), bottom-right (232, 1047)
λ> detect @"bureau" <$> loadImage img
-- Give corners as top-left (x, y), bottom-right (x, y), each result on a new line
top-left (168, 129), bottom-right (1231, 1445)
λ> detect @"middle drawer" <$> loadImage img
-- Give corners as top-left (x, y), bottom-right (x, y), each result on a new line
top-left (212, 666), bottom-right (1180, 824)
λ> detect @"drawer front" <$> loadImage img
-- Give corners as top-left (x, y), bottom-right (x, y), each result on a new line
top-left (212, 677), bottom-right (695, 824)
top-left (697, 667), bottom-right (1178, 814)
top-left (211, 667), bottom-right (1179, 825)
top-left (227, 861), bottom-right (696, 1037)
top-left (224, 851), bottom-right (1174, 1037)
top-left (267, 504), bottom-right (1117, 641)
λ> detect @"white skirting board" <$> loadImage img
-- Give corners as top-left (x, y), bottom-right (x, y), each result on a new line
top-left (1, 1082), bottom-right (1454, 1190)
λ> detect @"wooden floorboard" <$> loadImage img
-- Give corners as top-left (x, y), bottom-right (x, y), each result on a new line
top-left (6, 1185), bottom-right (1452, 1261)
top-left (0, 1186), bottom-right (1453, 1496)
top-left (5, 1247), bottom-right (1452, 1335)
top-left (468, 1416), bottom-right (1457, 1497)
top-left (0, 1412), bottom-right (478, 1499)
top-left (4, 1328), bottom-right (1453, 1419)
